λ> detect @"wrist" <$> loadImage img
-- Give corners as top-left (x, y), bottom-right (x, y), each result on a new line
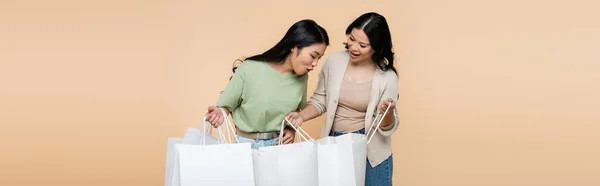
top-left (299, 110), bottom-right (314, 122)
top-left (298, 112), bottom-right (308, 122)
top-left (380, 111), bottom-right (395, 129)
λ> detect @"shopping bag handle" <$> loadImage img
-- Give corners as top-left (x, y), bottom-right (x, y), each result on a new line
top-left (199, 108), bottom-right (240, 145)
top-left (219, 107), bottom-right (240, 144)
top-left (200, 116), bottom-right (227, 145)
top-left (278, 118), bottom-right (314, 146)
top-left (365, 104), bottom-right (392, 144)
top-left (200, 116), bottom-right (213, 135)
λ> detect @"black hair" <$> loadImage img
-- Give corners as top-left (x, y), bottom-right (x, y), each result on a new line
top-left (229, 59), bottom-right (243, 80)
top-left (344, 12), bottom-right (397, 74)
top-left (245, 19), bottom-right (329, 63)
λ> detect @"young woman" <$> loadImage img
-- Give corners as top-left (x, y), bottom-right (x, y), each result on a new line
top-left (205, 19), bottom-right (330, 149)
top-left (286, 12), bottom-right (399, 185)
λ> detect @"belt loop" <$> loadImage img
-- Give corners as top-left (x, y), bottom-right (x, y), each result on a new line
top-left (255, 133), bottom-right (259, 141)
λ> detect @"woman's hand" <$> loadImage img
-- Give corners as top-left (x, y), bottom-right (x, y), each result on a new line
top-left (378, 98), bottom-right (396, 115)
top-left (285, 112), bottom-right (304, 127)
top-left (274, 127), bottom-right (296, 145)
top-left (206, 106), bottom-right (224, 128)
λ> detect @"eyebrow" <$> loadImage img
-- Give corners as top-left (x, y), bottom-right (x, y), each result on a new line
top-left (312, 51), bottom-right (322, 56)
top-left (350, 34), bottom-right (370, 46)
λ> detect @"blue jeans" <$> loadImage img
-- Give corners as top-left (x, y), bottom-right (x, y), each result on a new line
top-left (236, 135), bottom-right (278, 149)
top-left (330, 128), bottom-right (393, 186)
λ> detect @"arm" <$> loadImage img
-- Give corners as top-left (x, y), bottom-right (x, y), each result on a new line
top-left (379, 104), bottom-right (396, 130)
top-left (207, 63), bottom-right (245, 125)
top-left (305, 58), bottom-right (329, 118)
top-left (301, 58), bottom-right (330, 122)
top-left (376, 74), bottom-right (400, 136)
top-left (216, 63), bottom-right (245, 112)
top-left (298, 104), bottom-right (321, 122)
top-left (286, 59), bottom-right (328, 126)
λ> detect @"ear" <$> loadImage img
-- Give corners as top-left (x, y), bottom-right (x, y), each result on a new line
top-left (291, 46), bottom-right (298, 54)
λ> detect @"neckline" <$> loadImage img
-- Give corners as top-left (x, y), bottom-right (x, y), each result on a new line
top-left (343, 78), bottom-right (373, 85)
top-left (260, 61), bottom-right (297, 78)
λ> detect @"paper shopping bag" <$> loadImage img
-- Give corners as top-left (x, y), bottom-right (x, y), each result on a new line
top-left (252, 119), bottom-right (318, 186)
top-left (316, 104), bottom-right (392, 186)
top-left (182, 127), bottom-right (219, 145)
top-left (178, 142), bottom-right (255, 186)
top-left (252, 141), bottom-right (318, 186)
top-left (165, 113), bottom-right (231, 186)
top-left (166, 127), bottom-right (221, 186)
top-left (316, 133), bottom-right (367, 186)
top-left (252, 147), bottom-right (278, 186)
top-left (164, 138), bottom-right (183, 186)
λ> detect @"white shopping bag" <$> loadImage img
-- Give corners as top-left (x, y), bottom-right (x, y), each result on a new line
top-left (252, 119), bottom-right (318, 186)
top-left (176, 108), bottom-right (255, 186)
top-left (165, 109), bottom-right (236, 186)
top-left (166, 128), bottom-right (217, 186)
top-left (164, 138), bottom-right (183, 186)
top-left (316, 104), bottom-right (392, 186)
top-left (316, 133), bottom-right (367, 186)
top-left (178, 143), bottom-right (255, 186)
top-left (182, 127), bottom-right (220, 145)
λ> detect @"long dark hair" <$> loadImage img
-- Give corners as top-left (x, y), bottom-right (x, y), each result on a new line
top-left (245, 19), bottom-right (329, 63)
top-left (345, 12), bottom-right (397, 74)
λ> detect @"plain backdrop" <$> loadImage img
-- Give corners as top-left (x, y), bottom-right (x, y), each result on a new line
top-left (1, 0), bottom-right (599, 185)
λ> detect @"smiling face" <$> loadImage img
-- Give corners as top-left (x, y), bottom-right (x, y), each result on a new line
top-left (289, 43), bottom-right (327, 75)
top-left (346, 28), bottom-right (376, 64)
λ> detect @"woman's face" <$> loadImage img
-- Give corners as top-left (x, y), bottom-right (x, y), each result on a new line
top-left (346, 28), bottom-right (375, 64)
top-left (290, 43), bottom-right (327, 75)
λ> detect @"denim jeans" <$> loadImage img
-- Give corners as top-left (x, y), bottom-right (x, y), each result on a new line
top-left (236, 135), bottom-right (278, 149)
top-left (330, 128), bottom-right (394, 186)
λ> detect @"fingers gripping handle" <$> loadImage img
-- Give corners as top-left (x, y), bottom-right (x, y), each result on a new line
top-left (201, 116), bottom-right (227, 145)
top-left (366, 104), bottom-right (392, 144)
top-left (200, 108), bottom-right (239, 144)
top-left (283, 118), bottom-right (315, 142)
top-left (277, 118), bottom-right (314, 145)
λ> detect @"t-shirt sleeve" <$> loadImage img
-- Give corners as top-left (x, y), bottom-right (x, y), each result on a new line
top-left (216, 63), bottom-right (246, 111)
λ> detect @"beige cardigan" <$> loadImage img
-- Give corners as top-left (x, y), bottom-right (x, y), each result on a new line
top-left (307, 50), bottom-right (400, 167)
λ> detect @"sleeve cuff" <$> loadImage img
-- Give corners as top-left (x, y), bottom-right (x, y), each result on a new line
top-left (378, 110), bottom-right (399, 136)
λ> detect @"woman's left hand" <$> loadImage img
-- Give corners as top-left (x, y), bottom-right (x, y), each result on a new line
top-left (274, 127), bottom-right (295, 145)
top-left (378, 98), bottom-right (396, 114)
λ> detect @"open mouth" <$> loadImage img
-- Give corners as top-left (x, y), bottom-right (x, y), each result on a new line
top-left (350, 52), bottom-right (360, 58)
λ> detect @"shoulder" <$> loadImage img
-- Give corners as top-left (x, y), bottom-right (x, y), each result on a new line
top-left (239, 59), bottom-right (262, 67)
top-left (375, 70), bottom-right (399, 100)
top-left (382, 70), bottom-right (398, 81)
top-left (321, 50), bottom-right (349, 71)
top-left (378, 69), bottom-right (399, 88)
top-left (325, 50), bottom-right (349, 65)
top-left (328, 50), bottom-right (350, 59)
top-left (236, 59), bottom-right (264, 72)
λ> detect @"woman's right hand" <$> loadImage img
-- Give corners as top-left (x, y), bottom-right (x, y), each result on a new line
top-left (285, 112), bottom-right (304, 127)
top-left (206, 106), bottom-right (224, 128)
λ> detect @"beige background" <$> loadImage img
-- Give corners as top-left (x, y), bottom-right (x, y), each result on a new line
top-left (1, 0), bottom-right (599, 185)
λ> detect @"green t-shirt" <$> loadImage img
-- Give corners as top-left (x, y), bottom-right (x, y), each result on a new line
top-left (217, 60), bottom-right (308, 132)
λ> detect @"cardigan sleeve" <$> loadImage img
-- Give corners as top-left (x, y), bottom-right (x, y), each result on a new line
top-left (377, 72), bottom-right (400, 137)
top-left (307, 56), bottom-right (330, 115)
